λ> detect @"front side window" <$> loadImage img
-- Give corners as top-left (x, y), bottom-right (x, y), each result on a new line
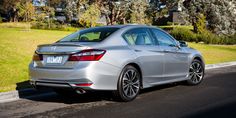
top-left (123, 28), bottom-right (154, 45)
top-left (59, 28), bottom-right (119, 42)
top-left (151, 29), bottom-right (176, 47)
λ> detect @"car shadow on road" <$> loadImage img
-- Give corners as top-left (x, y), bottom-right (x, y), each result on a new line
top-left (16, 80), bottom-right (184, 104)
top-left (16, 80), bottom-right (118, 104)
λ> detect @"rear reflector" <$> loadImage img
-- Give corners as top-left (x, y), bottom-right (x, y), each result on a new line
top-left (33, 52), bottom-right (43, 61)
top-left (75, 83), bottom-right (93, 86)
top-left (68, 49), bottom-right (106, 61)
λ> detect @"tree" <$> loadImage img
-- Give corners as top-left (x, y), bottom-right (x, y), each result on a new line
top-left (79, 4), bottom-right (101, 27)
top-left (48, 0), bottom-right (63, 8)
top-left (147, 0), bottom-right (159, 23)
top-left (0, 0), bottom-right (21, 22)
top-left (17, 0), bottom-right (35, 22)
top-left (96, 0), bottom-right (131, 25)
top-left (183, 0), bottom-right (236, 35)
top-left (64, 0), bottom-right (79, 22)
top-left (194, 13), bottom-right (206, 34)
top-left (129, 0), bottom-right (150, 24)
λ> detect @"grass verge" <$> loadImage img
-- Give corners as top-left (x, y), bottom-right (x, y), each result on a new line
top-left (0, 28), bottom-right (72, 92)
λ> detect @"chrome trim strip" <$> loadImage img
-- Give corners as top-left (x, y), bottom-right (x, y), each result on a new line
top-left (36, 82), bottom-right (71, 88)
top-left (38, 43), bottom-right (82, 47)
top-left (35, 50), bottom-right (79, 55)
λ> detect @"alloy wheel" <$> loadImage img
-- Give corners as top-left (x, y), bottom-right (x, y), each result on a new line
top-left (122, 69), bottom-right (140, 98)
top-left (189, 61), bottom-right (204, 84)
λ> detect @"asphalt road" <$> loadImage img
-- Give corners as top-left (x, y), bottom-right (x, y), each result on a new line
top-left (0, 66), bottom-right (236, 118)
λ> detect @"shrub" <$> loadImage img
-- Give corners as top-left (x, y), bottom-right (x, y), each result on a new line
top-left (0, 16), bottom-right (2, 23)
top-left (167, 22), bottom-right (173, 26)
top-left (194, 14), bottom-right (207, 34)
top-left (170, 27), bottom-right (197, 42)
top-left (79, 4), bottom-right (101, 28)
top-left (0, 22), bottom-right (31, 29)
top-left (31, 21), bottom-right (79, 31)
top-left (31, 22), bottom-right (47, 29)
top-left (170, 27), bottom-right (236, 45)
top-left (95, 23), bottom-right (104, 27)
top-left (220, 35), bottom-right (236, 45)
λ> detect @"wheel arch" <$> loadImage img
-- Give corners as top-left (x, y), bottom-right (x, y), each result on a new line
top-left (192, 55), bottom-right (205, 70)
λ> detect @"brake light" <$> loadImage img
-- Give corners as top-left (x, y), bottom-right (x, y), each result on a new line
top-left (33, 52), bottom-right (43, 61)
top-left (68, 49), bottom-right (106, 61)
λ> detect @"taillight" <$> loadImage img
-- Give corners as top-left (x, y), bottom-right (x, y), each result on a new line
top-left (33, 52), bottom-right (43, 61)
top-left (68, 49), bottom-right (106, 61)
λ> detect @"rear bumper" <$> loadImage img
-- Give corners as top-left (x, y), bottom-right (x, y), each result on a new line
top-left (30, 79), bottom-right (93, 90)
top-left (29, 61), bottom-right (121, 91)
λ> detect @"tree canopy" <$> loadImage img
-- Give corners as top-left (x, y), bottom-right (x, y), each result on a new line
top-left (0, 0), bottom-right (235, 35)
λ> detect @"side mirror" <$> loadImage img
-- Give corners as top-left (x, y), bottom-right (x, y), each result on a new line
top-left (179, 41), bottom-right (188, 47)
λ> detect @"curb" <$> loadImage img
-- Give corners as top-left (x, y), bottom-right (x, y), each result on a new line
top-left (0, 61), bottom-right (236, 103)
top-left (0, 88), bottom-right (55, 103)
top-left (205, 61), bottom-right (236, 70)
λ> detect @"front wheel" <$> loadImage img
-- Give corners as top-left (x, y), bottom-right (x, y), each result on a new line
top-left (187, 59), bottom-right (204, 85)
top-left (113, 65), bottom-right (141, 102)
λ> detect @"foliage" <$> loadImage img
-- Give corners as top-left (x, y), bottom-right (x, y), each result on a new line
top-left (170, 27), bottom-right (197, 42)
top-left (43, 6), bottom-right (55, 18)
top-left (0, 22), bottom-right (78, 31)
top-left (129, 0), bottom-right (150, 24)
top-left (166, 22), bottom-right (179, 26)
top-left (64, 0), bottom-right (79, 22)
top-left (16, 0), bottom-right (35, 22)
top-left (159, 25), bottom-right (193, 30)
top-left (0, 22), bottom-right (31, 29)
top-left (194, 13), bottom-right (206, 34)
top-left (79, 4), bottom-right (101, 27)
top-left (1, 28), bottom-right (236, 92)
top-left (0, 0), bottom-right (21, 22)
top-left (97, 0), bottom-right (132, 25)
top-left (31, 21), bottom-right (79, 31)
top-left (183, 0), bottom-right (236, 35)
top-left (0, 0), bottom-right (235, 44)
top-left (0, 16), bottom-right (2, 23)
top-left (170, 27), bottom-right (236, 45)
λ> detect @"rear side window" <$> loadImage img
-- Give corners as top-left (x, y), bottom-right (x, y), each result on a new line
top-left (123, 28), bottom-right (154, 45)
top-left (59, 28), bottom-right (119, 42)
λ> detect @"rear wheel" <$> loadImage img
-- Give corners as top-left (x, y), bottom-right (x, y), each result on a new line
top-left (187, 59), bottom-right (204, 85)
top-left (113, 65), bottom-right (141, 102)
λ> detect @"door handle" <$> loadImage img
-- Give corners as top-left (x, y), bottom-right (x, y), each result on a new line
top-left (134, 49), bottom-right (142, 52)
top-left (163, 50), bottom-right (170, 53)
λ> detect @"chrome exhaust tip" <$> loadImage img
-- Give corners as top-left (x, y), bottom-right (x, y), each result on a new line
top-left (75, 88), bottom-right (86, 94)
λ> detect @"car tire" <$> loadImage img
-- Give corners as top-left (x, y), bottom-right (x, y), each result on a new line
top-left (113, 65), bottom-right (141, 102)
top-left (187, 59), bottom-right (204, 85)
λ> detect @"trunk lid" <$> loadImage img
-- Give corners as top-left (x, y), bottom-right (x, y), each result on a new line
top-left (34, 43), bottom-right (89, 69)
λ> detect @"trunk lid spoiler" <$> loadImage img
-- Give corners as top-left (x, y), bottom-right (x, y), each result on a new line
top-left (36, 43), bottom-right (88, 54)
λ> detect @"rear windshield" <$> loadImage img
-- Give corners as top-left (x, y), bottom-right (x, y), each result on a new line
top-left (59, 27), bottom-right (119, 42)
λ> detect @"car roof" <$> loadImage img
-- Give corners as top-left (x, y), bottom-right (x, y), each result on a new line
top-left (94, 24), bottom-right (152, 29)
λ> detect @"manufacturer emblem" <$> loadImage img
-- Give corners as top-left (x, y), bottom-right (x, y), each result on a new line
top-left (51, 46), bottom-right (57, 50)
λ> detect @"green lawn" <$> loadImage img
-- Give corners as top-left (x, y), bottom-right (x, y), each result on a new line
top-left (189, 43), bottom-right (236, 64)
top-left (0, 28), bottom-right (73, 92)
top-left (0, 28), bottom-right (235, 92)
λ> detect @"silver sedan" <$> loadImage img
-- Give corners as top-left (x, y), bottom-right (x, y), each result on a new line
top-left (29, 25), bottom-right (205, 101)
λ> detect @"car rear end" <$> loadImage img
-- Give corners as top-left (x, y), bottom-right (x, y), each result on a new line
top-left (29, 27), bottom-right (122, 93)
